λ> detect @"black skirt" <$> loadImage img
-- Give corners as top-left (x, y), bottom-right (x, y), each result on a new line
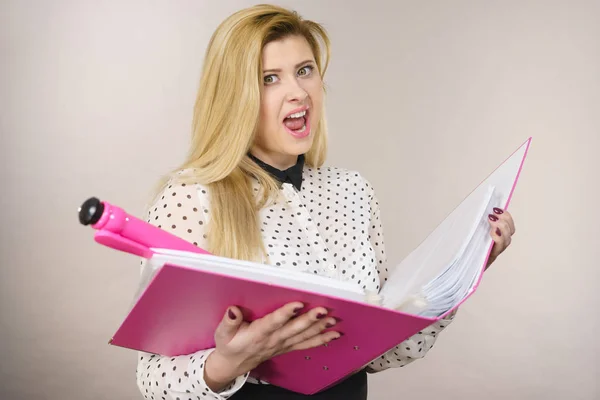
top-left (230, 369), bottom-right (368, 400)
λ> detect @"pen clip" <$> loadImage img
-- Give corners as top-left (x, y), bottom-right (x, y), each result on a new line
top-left (94, 230), bottom-right (153, 259)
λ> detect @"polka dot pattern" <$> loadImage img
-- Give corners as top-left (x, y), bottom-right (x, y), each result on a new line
top-left (135, 165), bottom-right (455, 398)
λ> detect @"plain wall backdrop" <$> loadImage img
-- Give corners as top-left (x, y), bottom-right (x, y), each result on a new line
top-left (2, 0), bottom-right (599, 399)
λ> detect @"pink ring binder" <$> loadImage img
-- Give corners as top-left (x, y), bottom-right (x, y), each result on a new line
top-left (79, 137), bottom-right (531, 394)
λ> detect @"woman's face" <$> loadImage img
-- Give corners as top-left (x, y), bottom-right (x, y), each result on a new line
top-left (252, 34), bottom-right (323, 170)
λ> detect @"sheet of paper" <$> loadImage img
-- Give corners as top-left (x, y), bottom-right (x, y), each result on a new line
top-left (148, 249), bottom-right (367, 302)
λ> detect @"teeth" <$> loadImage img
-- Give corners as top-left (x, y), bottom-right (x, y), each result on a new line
top-left (287, 110), bottom-right (306, 119)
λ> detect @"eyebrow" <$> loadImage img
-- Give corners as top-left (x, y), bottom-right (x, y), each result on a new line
top-left (262, 59), bottom-right (314, 74)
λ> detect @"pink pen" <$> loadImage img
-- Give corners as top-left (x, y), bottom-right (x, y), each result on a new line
top-left (78, 197), bottom-right (210, 258)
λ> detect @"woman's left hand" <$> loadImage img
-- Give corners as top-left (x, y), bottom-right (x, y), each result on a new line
top-left (485, 207), bottom-right (515, 269)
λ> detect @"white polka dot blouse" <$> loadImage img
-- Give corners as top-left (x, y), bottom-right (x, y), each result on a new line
top-left (135, 161), bottom-right (456, 400)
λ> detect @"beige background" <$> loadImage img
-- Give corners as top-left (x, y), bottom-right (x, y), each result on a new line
top-left (2, 0), bottom-right (599, 399)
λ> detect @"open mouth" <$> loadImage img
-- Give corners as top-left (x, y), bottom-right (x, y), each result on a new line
top-left (283, 107), bottom-right (310, 138)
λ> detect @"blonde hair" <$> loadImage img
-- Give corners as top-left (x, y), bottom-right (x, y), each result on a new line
top-left (152, 4), bottom-right (331, 262)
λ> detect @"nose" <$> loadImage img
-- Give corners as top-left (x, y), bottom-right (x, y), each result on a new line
top-left (285, 79), bottom-right (308, 103)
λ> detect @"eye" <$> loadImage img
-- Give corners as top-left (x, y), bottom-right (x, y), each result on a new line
top-left (264, 74), bottom-right (278, 84)
top-left (298, 65), bottom-right (314, 76)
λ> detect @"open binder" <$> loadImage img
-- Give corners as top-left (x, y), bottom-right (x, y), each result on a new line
top-left (78, 137), bottom-right (531, 395)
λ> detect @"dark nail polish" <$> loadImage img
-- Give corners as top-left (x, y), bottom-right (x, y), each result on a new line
top-left (317, 313), bottom-right (326, 319)
top-left (496, 228), bottom-right (501, 236)
top-left (325, 323), bottom-right (334, 328)
top-left (493, 207), bottom-right (504, 214)
top-left (228, 309), bottom-right (236, 320)
top-left (293, 307), bottom-right (303, 314)
top-left (488, 214), bottom-right (498, 222)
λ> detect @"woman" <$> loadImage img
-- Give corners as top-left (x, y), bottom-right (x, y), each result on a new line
top-left (135, 4), bottom-right (516, 400)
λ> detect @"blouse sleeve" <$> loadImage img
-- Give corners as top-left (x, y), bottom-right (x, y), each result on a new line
top-left (135, 176), bottom-right (249, 399)
top-left (362, 176), bottom-right (457, 374)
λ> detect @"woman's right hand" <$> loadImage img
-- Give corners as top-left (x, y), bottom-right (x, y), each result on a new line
top-left (203, 302), bottom-right (339, 391)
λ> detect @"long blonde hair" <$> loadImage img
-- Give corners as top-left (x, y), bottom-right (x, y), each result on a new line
top-left (152, 4), bottom-right (331, 262)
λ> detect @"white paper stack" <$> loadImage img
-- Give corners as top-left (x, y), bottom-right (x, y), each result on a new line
top-left (380, 138), bottom-right (530, 316)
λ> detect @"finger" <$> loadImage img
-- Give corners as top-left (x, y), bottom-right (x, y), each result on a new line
top-left (492, 208), bottom-right (515, 235)
top-left (214, 306), bottom-right (244, 343)
top-left (497, 211), bottom-right (515, 235)
top-left (273, 306), bottom-right (330, 342)
top-left (488, 212), bottom-right (500, 225)
top-left (488, 231), bottom-right (501, 262)
top-left (281, 316), bottom-right (337, 350)
top-left (506, 214), bottom-right (515, 235)
top-left (286, 330), bottom-right (341, 353)
top-left (253, 302), bottom-right (305, 336)
top-left (489, 222), bottom-right (503, 244)
top-left (489, 224), bottom-right (510, 258)
top-left (487, 213), bottom-right (513, 240)
top-left (497, 220), bottom-right (512, 245)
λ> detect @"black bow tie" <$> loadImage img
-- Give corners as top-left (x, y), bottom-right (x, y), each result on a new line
top-left (248, 153), bottom-right (305, 191)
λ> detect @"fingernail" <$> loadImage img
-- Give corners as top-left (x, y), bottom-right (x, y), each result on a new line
top-left (325, 322), bottom-right (335, 328)
top-left (293, 307), bottom-right (303, 314)
top-left (496, 228), bottom-right (501, 236)
top-left (493, 207), bottom-right (504, 214)
top-left (333, 333), bottom-right (343, 339)
top-left (228, 309), bottom-right (236, 320)
top-left (488, 214), bottom-right (498, 222)
top-left (317, 313), bottom-right (326, 319)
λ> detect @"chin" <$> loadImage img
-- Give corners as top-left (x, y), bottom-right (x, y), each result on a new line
top-left (281, 143), bottom-right (312, 158)
top-left (284, 133), bottom-right (314, 155)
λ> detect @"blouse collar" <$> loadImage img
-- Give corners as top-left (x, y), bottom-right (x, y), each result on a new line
top-left (248, 153), bottom-right (305, 191)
